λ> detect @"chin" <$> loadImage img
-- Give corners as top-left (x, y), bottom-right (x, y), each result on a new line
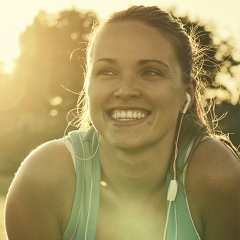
top-left (106, 135), bottom-right (152, 153)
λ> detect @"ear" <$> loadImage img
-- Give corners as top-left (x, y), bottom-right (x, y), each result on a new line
top-left (185, 77), bottom-right (196, 109)
top-left (181, 77), bottom-right (196, 113)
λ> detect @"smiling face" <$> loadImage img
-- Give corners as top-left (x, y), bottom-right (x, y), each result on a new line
top-left (87, 21), bottom-right (186, 152)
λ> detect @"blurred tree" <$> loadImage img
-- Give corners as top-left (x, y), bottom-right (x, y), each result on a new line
top-left (175, 14), bottom-right (239, 147)
top-left (8, 8), bottom-right (240, 114)
top-left (0, 8), bottom-right (239, 177)
top-left (176, 15), bottom-right (240, 105)
top-left (0, 62), bottom-right (23, 112)
top-left (0, 9), bottom-right (98, 176)
top-left (13, 9), bottom-right (98, 115)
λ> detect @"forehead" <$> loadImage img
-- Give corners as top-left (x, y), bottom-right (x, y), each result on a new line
top-left (91, 21), bottom-right (177, 63)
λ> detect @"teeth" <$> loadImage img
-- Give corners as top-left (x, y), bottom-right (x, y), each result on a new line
top-left (116, 112), bottom-right (121, 119)
top-left (111, 110), bottom-right (147, 121)
top-left (127, 111), bottom-right (132, 118)
top-left (121, 111), bottom-right (126, 118)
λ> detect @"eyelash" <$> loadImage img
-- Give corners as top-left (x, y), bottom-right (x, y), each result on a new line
top-left (97, 69), bottom-right (116, 76)
top-left (93, 68), bottom-right (164, 79)
top-left (142, 68), bottom-right (164, 77)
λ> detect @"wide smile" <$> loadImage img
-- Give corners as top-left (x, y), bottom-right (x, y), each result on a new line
top-left (109, 109), bottom-right (151, 121)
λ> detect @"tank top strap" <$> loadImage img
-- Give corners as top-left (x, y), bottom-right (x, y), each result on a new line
top-left (167, 133), bottom-right (211, 240)
top-left (63, 127), bottom-right (101, 240)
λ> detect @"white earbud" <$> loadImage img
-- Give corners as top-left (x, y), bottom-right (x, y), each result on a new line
top-left (182, 93), bottom-right (191, 114)
top-left (165, 94), bottom-right (191, 239)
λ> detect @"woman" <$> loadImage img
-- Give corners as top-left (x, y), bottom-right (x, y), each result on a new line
top-left (5, 5), bottom-right (240, 240)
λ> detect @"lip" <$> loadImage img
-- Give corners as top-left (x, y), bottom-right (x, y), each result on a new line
top-left (106, 105), bottom-right (151, 113)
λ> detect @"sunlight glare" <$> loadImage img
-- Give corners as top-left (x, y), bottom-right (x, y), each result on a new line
top-left (50, 109), bottom-right (58, 117)
top-left (2, 61), bottom-right (15, 74)
top-left (0, 0), bottom-right (239, 67)
top-left (49, 96), bottom-right (63, 106)
top-left (0, 19), bottom-right (23, 65)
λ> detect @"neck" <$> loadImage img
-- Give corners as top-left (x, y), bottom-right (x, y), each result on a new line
top-left (99, 138), bottom-right (173, 201)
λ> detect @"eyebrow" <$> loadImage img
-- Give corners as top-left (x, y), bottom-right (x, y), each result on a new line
top-left (138, 59), bottom-right (169, 68)
top-left (93, 58), bottom-right (169, 68)
top-left (93, 58), bottom-right (117, 65)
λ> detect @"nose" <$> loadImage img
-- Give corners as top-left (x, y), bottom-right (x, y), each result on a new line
top-left (113, 75), bottom-right (140, 100)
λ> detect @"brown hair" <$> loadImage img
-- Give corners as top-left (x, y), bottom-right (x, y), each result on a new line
top-left (77, 6), bottom-right (206, 131)
top-left (72, 5), bottom-right (238, 165)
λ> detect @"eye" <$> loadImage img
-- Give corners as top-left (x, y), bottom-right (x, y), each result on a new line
top-left (97, 68), bottom-right (117, 76)
top-left (142, 68), bottom-right (164, 78)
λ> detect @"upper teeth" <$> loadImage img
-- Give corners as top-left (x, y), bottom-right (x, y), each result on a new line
top-left (111, 110), bottom-right (146, 121)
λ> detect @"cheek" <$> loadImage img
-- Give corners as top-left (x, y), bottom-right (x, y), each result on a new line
top-left (152, 86), bottom-right (182, 105)
top-left (151, 87), bottom-right (183, 120)
top-left (86, 82), bottom-right (97, 118)
top-left (87, 80), bottom-right (100, 103)
top-left (87, 80), bottom-right (110, 113)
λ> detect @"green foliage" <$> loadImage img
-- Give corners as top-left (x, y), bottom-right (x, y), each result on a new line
top-left (176, 15), bottom-right (240, 104)
top-left (14, 9), bottom-right (98, 113)
top-left (0, 8), bottom-right (239, 178)
top-left (0, 8), bottom-right (98, 177)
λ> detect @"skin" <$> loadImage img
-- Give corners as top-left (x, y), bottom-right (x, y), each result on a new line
top-left (88, 22), bottom-right (188, 153)
top-left (5, 21), bottom-right (240, 240)
top-left (89, 22), bottom-right (191, 238)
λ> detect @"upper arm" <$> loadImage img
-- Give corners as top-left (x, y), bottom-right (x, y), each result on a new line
top-left (186, 139), bottom-right (240, 240)
top-left (5, 140), bottom-right (75, 240)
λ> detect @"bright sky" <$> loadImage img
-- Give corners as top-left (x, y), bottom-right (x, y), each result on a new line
top-left (0, 0), bottom-right (240, 73)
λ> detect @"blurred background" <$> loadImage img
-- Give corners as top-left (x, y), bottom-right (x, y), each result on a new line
top-left (0, 0), bottom-right (239, 239)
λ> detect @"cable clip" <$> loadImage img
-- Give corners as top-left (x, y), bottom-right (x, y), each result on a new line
top-left (167, 180), bottom-right (178, 201)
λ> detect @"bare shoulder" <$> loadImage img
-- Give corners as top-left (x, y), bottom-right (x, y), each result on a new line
top-left (187, 138), bottom-right (240, 191)
top-left (5, 138), bottom-right (75, 240)
top-left (186, 138), bottom-right (240, 240)
top-left (9, 138), bottom-right (75, 194)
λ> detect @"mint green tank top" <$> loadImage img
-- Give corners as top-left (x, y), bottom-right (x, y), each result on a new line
top-left (62, 127), bottom-right (204, 240)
